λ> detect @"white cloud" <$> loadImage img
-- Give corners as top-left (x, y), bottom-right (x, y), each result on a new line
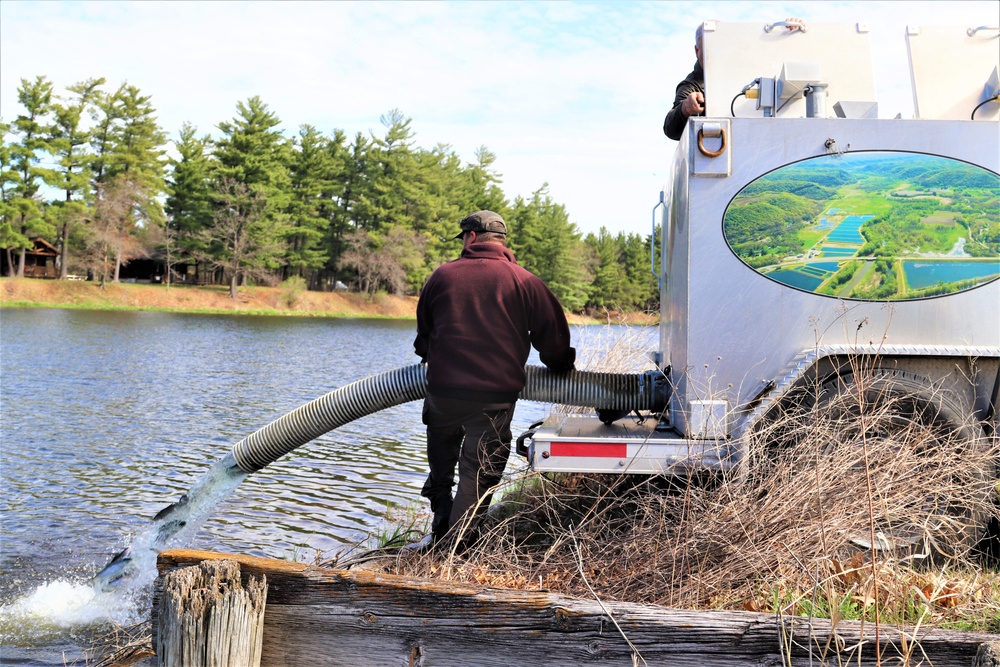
top-left (2, 0), bottom-right (995, 237)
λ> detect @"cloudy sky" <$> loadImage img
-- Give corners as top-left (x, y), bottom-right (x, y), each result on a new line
top-left (1, 1), bottom-right (995, 236)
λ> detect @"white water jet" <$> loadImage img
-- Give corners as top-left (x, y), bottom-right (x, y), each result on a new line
top-left (92, 452), bottom-right (249, 593)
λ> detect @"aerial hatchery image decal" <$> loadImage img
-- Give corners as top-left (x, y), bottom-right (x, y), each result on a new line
top-left (722, 151), bottom-right (1000, 300)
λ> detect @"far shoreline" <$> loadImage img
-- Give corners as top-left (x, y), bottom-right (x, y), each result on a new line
top-left (0, 278), bottom-right (657, 326)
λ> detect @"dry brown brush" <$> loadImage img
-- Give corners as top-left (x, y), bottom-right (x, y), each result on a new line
top-left (389, 362), bottom-right (1000, 632)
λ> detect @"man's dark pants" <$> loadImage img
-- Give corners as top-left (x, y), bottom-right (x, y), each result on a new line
top-left (421, 393), bottom-right (516, 543)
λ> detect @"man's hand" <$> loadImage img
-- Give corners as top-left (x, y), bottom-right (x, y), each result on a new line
top-left (784, 17), bottom-right (805, 31)
top-left (681, 91), bottom-right (705, 118)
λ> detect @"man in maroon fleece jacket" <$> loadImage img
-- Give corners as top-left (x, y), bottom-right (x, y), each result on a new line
top-left (414, 210), bottom-right (575, 547)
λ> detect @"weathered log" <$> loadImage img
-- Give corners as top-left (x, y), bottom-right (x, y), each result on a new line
top-left (157, 549), bottom-right (997, 667)
top-left (978, 641), bottom-right (1000, 667)
top-left (153, 557), bottom-right (267, 667)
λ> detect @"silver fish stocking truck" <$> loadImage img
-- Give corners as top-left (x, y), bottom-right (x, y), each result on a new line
top-left (525, 21), bottom-right (1000, 557)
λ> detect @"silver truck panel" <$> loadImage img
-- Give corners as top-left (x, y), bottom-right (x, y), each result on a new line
top-left (662, 117), bottom-right (999, 437)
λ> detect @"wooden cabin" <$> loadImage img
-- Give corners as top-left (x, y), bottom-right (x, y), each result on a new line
top-left (1, 237), bottom-right (60, 278)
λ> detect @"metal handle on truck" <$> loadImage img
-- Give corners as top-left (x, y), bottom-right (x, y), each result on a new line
top-left (651, 190), bottom-right (663, 288)
top-left (966, 25), bottom-right (1000, 36)
top-left (697, 126), bottom-right (727, 158)
top-left (764, 19), bottom-right (807, 33)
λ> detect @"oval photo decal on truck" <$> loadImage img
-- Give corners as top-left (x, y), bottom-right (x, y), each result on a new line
top-left (722, 152), bottom-right (1000, 300)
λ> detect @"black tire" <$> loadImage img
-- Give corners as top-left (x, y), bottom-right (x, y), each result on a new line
top-left (808, 367), bottom-right (989, 562)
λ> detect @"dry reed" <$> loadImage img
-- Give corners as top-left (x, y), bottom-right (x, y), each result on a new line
top-left (385, 327), bottom-right (1000, 641)
top-left (81, 621), bottom-right (153, 667)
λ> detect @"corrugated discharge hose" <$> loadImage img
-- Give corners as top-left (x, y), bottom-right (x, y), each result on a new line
top-left (230, 364), bottom-right (665, 473)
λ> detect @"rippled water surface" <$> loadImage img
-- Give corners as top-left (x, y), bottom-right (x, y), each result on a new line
top-left (0, 308), bottom-right (576, 665)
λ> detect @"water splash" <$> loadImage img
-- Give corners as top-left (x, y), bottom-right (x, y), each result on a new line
top-left (0, 580), bottom-right (142, 646)
top-left (0, 452), bottom-right (250, 649)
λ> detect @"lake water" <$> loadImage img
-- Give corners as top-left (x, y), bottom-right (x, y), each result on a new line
top-left (818, 247), bottom-right (857, 258)
top-left (0, 309), bottom-right (626, 665)
top-left (764, 268), bottom-right (824, 291)
top-left (902, 260), bottom-right (1000, 290)
top-left (824, 214), bottom-right (873, 245)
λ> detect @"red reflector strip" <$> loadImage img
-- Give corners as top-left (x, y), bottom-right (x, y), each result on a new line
top-left (550, 442), bottom-right (627, 458)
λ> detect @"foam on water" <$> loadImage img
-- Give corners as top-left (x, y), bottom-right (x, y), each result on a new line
top-left (0, 579), bottom-right (141, 645)
top-left (1, 452), bottom-right (250, 647)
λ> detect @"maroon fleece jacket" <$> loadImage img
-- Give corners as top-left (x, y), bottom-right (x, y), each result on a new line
top-left (414, 242), bottom-right (575, 402)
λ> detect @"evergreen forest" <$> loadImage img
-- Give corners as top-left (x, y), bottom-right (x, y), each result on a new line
top-left (1, 76), bottom-right (658, 312)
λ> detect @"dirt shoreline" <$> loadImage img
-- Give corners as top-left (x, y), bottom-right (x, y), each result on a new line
top-left (0, 278), bottom-right (656, 325)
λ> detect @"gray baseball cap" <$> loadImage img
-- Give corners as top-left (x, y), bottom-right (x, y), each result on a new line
top-left (455, 210), bottom-right (507, 239)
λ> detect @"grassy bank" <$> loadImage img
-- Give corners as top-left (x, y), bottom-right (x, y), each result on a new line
top-left (0, 278), bottom-right (655, 325)
top-left (0, 277), bottom-right (419, 318)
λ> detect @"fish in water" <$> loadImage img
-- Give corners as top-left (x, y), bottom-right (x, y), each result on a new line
top-left (92, 546), bottom-right (134, 591)
top-left (92, 496), bottom-right (193, 591)
top-left (156, 518), bottom-right (187, 544)
top-left (153, 493), bottom-right (188, 521)
top-left (92, 458), bottom-right (248, 592)
top-left (152, 494), bottom-right (191, 547)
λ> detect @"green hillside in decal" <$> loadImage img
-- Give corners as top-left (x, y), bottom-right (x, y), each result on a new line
top-left (723, 152), bottom-right (1000, 300)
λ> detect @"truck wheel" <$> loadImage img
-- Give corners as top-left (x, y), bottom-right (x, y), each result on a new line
top-left (810, 367), bottom-right (989, 562)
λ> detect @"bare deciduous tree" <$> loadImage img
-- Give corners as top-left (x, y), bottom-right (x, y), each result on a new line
top-left (141, 216), bottom-right (178, 287)
top-left (80, 175), bottom-right (145, 287)
top-left (339, 227), bottom-right (426, 299)
top-left (196, 178), bottom-right (287, 299)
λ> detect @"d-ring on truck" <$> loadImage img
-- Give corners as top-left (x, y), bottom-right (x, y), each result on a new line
top-left (525, 21), bottom-right (1000, 551)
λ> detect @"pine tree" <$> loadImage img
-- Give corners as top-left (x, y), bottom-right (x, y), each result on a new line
top-left (88, 87), bottom-right (120, 188)
top-left (405, 143), bottom-right (463, 286)
top-left (325, 131), bottom-right (374, 284)
top-left (621, 230), bottom-right (658, 311)
top-left (48, 77), bottom-right (104, 278)
top-left (105, 83), bottom-right (167, 220)
top-left (313, 128), bottom-right (348, 289)
top-left (214, 96), bottom-right (291, 200)
top-left (585, 227), bottom-right (630, 309)
top-left (6, 76), bottom-right (56, 277)
top-left (87, 82), bottom-right (168, 281)
top-left (509, 185), bottom-right (593, 311)
top-left (0, 120), bottom-right (19, 274)
top-left (584, 229), bottom-right (656, 312)
top-left (211, 97), bottom-right (293, 290)
top-left (165, 123), bottom-right (215, 263)
top-left (464, 146), bottom-right (508, 214)
top-left (287, 124), bottom-right (336, 283)
top-left (355, 109), bottom-right (423, 234)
